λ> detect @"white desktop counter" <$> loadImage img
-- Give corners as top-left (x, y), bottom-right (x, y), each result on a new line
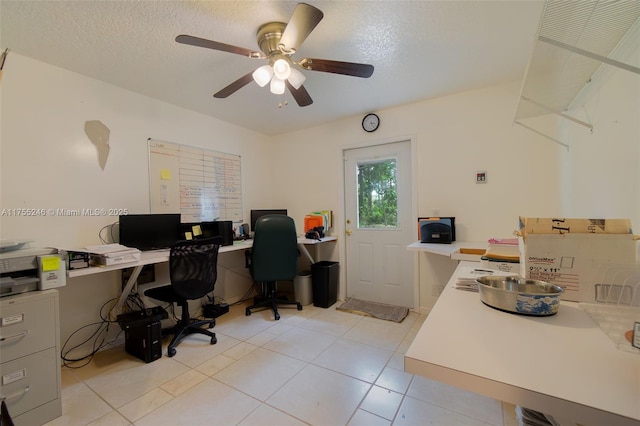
top-left (406, 241), bottom-right (487, 261)
top-left (67, 237), bottom-right (337, 319)
top-left (404, 261), bottom-right (640, 426)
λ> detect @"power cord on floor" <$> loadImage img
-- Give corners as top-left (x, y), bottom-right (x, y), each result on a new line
top-left (60, 297), bottom-right (122, 369)
top-left (60, 291), bottom-right (159, 368)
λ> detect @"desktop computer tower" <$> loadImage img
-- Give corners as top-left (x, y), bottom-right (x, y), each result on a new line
top-left (123, 316), bottom-right (162, 363)
top-left (181, 221), bottom-right (234, 246)
top-left (213, 221), bottom-right (234, 246)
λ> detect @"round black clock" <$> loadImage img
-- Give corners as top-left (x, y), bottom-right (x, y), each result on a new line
top-left (362, 113), bottom-right (380, 132)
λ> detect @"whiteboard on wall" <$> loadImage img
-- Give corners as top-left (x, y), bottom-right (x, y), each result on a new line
top-left (148, 139), bottom-right (243, 223)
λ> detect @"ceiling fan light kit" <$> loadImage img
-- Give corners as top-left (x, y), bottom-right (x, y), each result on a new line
top-left (270, 77), bottom-right (286, 95)
top-left (254, 56), bottom-right (306, 93)
top-left (287, 67), bottom-right (306, 89)
top-left (272, 58), bottom-right (290, 80)
top-left (176, 2), bottom-right (374, 107)
top-left (252, 65), bottom-right (273, 87)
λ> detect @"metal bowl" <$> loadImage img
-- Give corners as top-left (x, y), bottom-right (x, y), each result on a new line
top-left (476, 276), bottom-right (564, 316)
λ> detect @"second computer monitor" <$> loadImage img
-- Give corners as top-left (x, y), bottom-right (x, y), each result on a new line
top-left (250, 209), bottom-right (287, 232)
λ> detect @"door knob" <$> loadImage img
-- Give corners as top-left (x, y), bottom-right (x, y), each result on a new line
top-left (346, 229), bottom-right (353, 236)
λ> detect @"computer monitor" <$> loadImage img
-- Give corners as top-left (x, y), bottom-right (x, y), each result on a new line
top-left (250, 209), bottom-right (287, 232)
top-left (119, 214), bottom-right (181, 251)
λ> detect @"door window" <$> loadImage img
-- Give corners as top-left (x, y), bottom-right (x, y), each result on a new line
top-left (357, 158), bottom-right (398, 229)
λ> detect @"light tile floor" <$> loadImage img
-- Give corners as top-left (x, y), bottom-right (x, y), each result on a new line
top-left (48, 301), bottom-right (518, 426)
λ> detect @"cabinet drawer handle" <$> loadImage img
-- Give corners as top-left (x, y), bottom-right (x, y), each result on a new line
top-left (0, 330), bottom-right (29, 342)
top-left (0, 386), bottom-right (31, 402)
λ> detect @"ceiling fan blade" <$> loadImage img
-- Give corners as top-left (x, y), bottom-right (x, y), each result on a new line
top-left (286, 80), bottom-right (313, 107)
top-left (279, 3), bottom-right (324, 52)
top-left (176, 35), bottom-right (265, 59)
top-left (214, 72), bottom-right (254, 98)
top-left (299, 58), bottom-right (374, 78)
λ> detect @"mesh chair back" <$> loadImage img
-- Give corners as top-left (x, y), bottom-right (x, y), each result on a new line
top-left (170, 237), bottom-right (222, 300)
top-left (251, 215), bottom-right (298, 282)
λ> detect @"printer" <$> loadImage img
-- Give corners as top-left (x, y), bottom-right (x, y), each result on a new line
top-left (0, 246), bottom-right (66, 297)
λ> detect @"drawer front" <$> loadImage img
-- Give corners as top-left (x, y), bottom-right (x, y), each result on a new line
top-left (0, 347), bottom-right (60, 419)
top-left (1, 293), bottom-right (56, 362)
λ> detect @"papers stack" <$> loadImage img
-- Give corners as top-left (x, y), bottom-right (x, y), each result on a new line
top-left (481, 238), bottom-right (520, 273)
top-left (454, 266), bottom-right (515, 292)
top-left (483, 238), bottom-right (520, 262)
top-left (86, 244), bottom-right (141, 266)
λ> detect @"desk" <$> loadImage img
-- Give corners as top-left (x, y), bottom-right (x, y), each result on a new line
top-left (67, 238), bottom-right (337, 319)
top-left (67, 241), bottom-right (254, 320)
top-left (404, 261), bottom-right (640, 426)
top-left (407, 241), bottom-right (486, 261)
top-left (297, 236), bottom-right (337, 264)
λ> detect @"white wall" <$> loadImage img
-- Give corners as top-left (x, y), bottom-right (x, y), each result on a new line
top-left (1, 54), bottom-right (273, 357)
top-left (271, 74), bottom-right (638, 312)
top-left (1, 54), bottom-right (273, 247)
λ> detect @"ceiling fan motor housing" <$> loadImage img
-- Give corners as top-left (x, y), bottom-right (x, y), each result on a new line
top-left (257, 22), bottom-right (287, 58)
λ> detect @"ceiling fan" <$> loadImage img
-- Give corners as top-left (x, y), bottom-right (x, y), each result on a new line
top-left (176, 2), bottom-right (374, 107)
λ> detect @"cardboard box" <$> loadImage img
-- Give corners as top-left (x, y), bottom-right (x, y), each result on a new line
top-left (518, 217), bottom-right (633, 235)
top-left (517, 218), bottom-right (637, 302)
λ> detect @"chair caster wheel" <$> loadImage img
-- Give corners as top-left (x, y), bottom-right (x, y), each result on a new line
top-left (245, 308), bottom-right (251, 316)
top-left (168, 348), bottom-right (177, 357)
top-left (208, 322), bottom-right (215, 329)
top-left (210, 336), bottom-right (217, 345)
top-left (274, 313), bottom-right (280, 320)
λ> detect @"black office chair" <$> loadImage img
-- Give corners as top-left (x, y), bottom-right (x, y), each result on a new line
top-left (144, 237), bottom-right (222, 357)
top-left (245, 215), bottom-right (302, 320)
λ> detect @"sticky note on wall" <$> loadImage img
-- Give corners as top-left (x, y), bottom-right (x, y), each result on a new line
top-left (160, 169), bottom-right (172, 180)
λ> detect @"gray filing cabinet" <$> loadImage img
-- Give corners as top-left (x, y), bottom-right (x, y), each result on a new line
top-left (1, 290), bottom-right (61, 425)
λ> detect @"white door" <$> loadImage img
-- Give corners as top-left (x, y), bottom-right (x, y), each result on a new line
top-left (343, 141), bottom-right (414, 308)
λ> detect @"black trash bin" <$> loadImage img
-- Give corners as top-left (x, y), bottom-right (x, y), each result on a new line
top-left (311, 261), bottom-right (339, 308)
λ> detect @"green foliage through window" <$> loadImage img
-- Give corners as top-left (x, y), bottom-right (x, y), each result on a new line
top-left (357, 159), bottom-right (398, 228)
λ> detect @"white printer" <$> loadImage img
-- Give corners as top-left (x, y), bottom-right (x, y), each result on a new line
top-left (0, 244), bottom-right (65, 297)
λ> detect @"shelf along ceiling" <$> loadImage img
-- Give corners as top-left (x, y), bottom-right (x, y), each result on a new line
top-left (514, 0), bottom-right (640, 147)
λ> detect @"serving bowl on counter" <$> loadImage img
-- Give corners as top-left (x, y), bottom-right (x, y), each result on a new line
top-left (476, 276), bottom-right (564, 316)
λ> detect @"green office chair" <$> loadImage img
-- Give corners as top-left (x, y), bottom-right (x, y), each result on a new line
top-left (246, 215), bottom-right (302, 320)
top-left (144, 237), bottom-right (222, 357)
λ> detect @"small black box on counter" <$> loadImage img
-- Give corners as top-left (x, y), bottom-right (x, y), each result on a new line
top-left (418, 217), bottom-right (456, 244)
top-left (66, 251), bottom-right (90, 270)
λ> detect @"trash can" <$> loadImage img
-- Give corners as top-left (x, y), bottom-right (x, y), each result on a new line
top-left (294, 271), bottom-right (313, 306)
top-left (311, 261), bottom-right (339, 308)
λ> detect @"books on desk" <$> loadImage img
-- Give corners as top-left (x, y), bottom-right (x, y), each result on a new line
top-left (481, 238), bottom-right (520, 273)
top-left (483, 238), bottom-right (520, 262)
top-left (85, 244), bottom-right (141, 266)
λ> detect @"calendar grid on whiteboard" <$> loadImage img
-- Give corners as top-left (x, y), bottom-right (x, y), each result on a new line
top-left (148, 139), bottom-right (243, 223)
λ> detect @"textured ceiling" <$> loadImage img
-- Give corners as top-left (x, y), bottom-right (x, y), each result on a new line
top-left (1, 1), bottom-right (545, 136)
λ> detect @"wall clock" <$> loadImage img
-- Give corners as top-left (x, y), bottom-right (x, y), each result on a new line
top-left (362, 113), bottom-right (380, 132)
